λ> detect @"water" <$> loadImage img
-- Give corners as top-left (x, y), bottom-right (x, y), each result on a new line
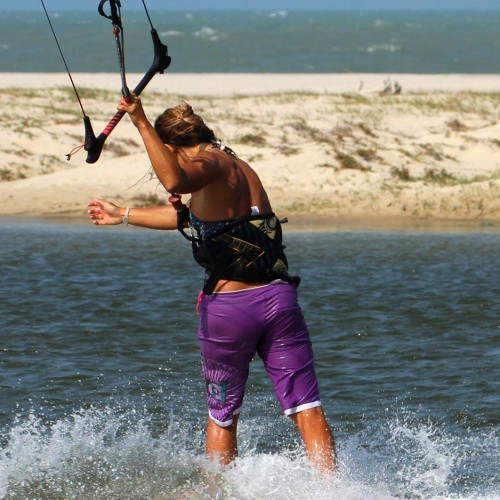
top-left (0, 218), bottom-right (498, 499)
top-left (2, 10), bottom-right (500, 73)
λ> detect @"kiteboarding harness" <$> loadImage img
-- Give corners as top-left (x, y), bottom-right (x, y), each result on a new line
top-left (170, 141), bottom-right (300, 295)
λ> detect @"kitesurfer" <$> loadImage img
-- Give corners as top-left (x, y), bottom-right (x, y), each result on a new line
top-left (87, 96), bottom-right (336, 473)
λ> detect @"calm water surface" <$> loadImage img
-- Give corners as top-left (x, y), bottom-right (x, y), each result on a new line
top-left (0, 219), bottom-right (498, 499)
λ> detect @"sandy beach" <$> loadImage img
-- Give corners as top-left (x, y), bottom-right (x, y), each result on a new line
top-left (1, 73), bottom-right (499, 230)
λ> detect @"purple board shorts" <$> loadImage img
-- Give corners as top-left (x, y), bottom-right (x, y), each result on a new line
top-left (197, 281), bottom-right (322, 427)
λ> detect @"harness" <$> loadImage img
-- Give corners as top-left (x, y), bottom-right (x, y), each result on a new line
top-left (168, 142), bottom-right (300, 294)
top-left (188, 211), bottom-right (300, 294)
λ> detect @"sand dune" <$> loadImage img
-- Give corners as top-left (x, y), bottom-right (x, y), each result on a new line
top-left (1, 73), bottom-right (499, 230)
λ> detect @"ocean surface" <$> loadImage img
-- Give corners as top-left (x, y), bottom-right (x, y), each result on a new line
top-left (0, 218), bottom-right (498, 499)
top-left (1, 9), bottom-right (500, 73)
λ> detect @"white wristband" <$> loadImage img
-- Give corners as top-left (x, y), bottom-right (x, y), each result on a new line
top-left (123, 207), bottom-right (131, 226)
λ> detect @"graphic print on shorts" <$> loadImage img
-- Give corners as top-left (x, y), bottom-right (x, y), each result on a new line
top-left (207, 380), bottom-right (227, 403)
top-left (202, 356), bottom-right (248, 424)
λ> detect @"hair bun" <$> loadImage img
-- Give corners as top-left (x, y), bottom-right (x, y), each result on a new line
top-left (177, 101), bottom-right (194, 121)
top-left (154, 101), bottom-right (215, 147)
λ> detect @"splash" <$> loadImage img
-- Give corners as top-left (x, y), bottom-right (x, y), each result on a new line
top-left (0, 407), bottom-right (498, 499)
top-left (0, 407), bottom-right (203, 500)
top-left (340, 412), bottom-right (500, 500)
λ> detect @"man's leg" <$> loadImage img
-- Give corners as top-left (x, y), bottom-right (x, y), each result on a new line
top-left (290, 406), bottom-right (336, 473)
top-left (206, 413), bottom-right (240, 466)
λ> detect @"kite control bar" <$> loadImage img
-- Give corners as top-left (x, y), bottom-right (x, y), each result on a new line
top-left (84, 28), bottom-right (171, 164)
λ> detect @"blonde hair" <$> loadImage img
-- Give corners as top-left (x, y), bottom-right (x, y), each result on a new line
top-left (154, 101), bottom-right (215, 147)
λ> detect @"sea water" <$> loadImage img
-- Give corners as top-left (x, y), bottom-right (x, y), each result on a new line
top-left (0, 219), bottom-right (498, 499)
top-left (2, 10), bottom-right (500, 73)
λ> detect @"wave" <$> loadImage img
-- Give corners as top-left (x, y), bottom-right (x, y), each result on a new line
top-left (359, 44), bottom-right (401, 53)
top-left (193, 26), bottom-right (227, 42)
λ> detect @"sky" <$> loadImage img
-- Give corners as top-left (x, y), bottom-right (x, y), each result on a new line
top-left (7, 0), bottom-right (500, 11)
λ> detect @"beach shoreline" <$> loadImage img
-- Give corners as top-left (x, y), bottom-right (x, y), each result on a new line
top-left (1, 72), bottom-right (499, 228)
top-left (1, 214), bottom-right (498, 235)
top-left (3, 72), bottom-right (500, 95)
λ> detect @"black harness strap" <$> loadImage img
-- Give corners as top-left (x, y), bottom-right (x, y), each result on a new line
top-left (168, 194), bottom-right (191, 239)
